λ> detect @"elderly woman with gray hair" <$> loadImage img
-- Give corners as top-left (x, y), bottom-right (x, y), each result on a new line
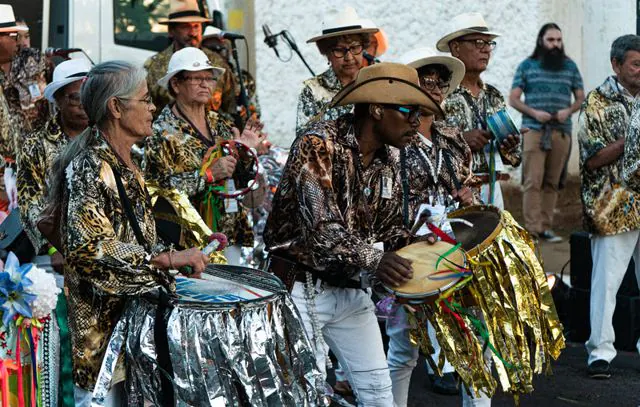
top-left (49, 61), bottom-right (208, 405)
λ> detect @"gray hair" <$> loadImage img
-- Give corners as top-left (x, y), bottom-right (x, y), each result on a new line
top-left (48, 61), bottom-right (147, 208)
top-left (610, 35), bottom-right (640, 64)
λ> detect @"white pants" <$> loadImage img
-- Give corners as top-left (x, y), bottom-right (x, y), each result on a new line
top-left (74, 383), bottom-right (123, 407)
top-left (586, 230), bottom-right (640, 364)
top-left (291, 282), bottom-right (394, 407)
top-left (480, 182), bottom-right (504, 209)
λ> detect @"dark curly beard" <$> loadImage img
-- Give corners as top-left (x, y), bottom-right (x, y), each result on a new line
top-left (540, 47), bottom-right (566, 71)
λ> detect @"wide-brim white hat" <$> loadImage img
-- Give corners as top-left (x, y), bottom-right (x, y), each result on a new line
top-left (0, 5), bottom-right (21, 33)
top-left (158, 0), bottom-right (209, 24)
top-left (157, 47), bottom-right (225, 89)
top-left (398, 48), bottom-right (465, 97)
top-left (307, 6), bottom-right (378, 43)
top-left (202, 25), bottom-right (222, 40)
top-left (436, 12), bottom-right (501, 52)
top-left (43, 59), bottom-right (92, 102)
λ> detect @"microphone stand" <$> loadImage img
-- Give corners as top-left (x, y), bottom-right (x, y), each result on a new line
top-left (281, 31), bottom-right (315, 77)
top-left (228, 38), bottom-right (251, 121)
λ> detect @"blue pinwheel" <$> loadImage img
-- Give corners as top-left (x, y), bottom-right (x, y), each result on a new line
top-left (0, 253), bottom-right (36, 326)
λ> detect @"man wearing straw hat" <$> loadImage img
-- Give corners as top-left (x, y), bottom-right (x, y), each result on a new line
top-left (265, 62), bottom-right (441, 406)
top-left (437, 12), bottom-right (521, 209)
top-left (17, 59), bottom-right (90, 264)
top-left (0, 4), bottom-right (24, 213)
top-left (144, 0), bottom-right (236, 118)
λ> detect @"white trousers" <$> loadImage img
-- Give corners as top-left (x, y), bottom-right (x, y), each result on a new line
top-left (480, 182), bottom-right (504, 210)
top-left (74, 383), bottom-right (123, 407)
top-left (291, 282), bottom-right (394, 407)
top-left (586, 230), bottom-right (640, 364)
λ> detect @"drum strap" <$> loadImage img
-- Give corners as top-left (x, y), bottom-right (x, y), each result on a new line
top-left (112, 167), bottom-right (150, 250)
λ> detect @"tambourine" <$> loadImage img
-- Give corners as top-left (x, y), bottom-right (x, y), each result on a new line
top-left (201, 140), bottom-right (260, 199)
top-left (486, 109), bottom-right (520, 142)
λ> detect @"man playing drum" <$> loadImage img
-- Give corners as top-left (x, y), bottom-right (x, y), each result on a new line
top-left (264, 62), bottom-right (441, 406)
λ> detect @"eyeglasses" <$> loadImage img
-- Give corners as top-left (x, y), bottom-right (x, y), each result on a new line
top-left (118, 94), bottom-right (154, 106)
top-left (420, 77), bottom-right (450, 94)
top-left (0, 33), bottom-right (17, 40)
top-left (331, 44), bottom-right (364, 58)
top-left (384, 105), bottom-right (422, 122)
top-left (179, 75), bottom-right (218, 86)
top-left (64, 92), bottom-right (82, 107)
top-left (457, 39), bottom-right (497, 50)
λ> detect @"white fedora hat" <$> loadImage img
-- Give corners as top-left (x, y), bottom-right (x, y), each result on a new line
top-left (398, 48), bottom-right (465, 97)
top-left (157, 47), bottom-right (225, 89)
top-left (307, 6), bottom-right (378, 43)
top-left (43, 59), bottom-right (92, 102)
top-left (436, 12), bottom-right (501, 52)
top-left (0, 5), bottom-right (21, 33)
top-left (202, 25), bottom-right (222, 40)
top-left (158, 0), bottom-right (209, 24)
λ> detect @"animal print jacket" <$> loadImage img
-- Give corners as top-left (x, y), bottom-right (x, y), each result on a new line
top-left (62, 128), bottom-right (174, 390)
top-left (264, 113), bottom-right (409, 284)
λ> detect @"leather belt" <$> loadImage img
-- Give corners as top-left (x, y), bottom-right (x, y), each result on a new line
top-left (475, 173), bottom-right (511, 184)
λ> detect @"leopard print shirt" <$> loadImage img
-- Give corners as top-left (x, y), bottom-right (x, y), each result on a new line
top-left (17, 114), bottom-right (69, 252)
top-left (401, 121), bottom-right (478, 226)
top-left (0, 71), bottom-right (18, 166)
top-left (62, 129), bottom-right (174, 390)
top-left (579, 76), bottom-right (640, 235)
top-left (144, 45), bottom-right (237, 118)
top-left (264, 113), bottom-right (409, 281)
top-left (444, 80), bottom-right (522, 174)
top-left (295, 68), bottom-right (353, 138)
top-left (4, 47), bottom-right (50, 136)
top-left (145, 105), bottom-right (254, 246)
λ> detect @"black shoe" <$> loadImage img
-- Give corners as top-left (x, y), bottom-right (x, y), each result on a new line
top-left (431, 372), bottom-right (459, 395)
top-left (588, 360), bottom-right (611, 379)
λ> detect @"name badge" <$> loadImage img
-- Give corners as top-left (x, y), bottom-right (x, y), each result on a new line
top-left (28, 82), bottom-right (42, 99)
top-left (224, 179), bottom-right (239, 213)
top-left (381, 176), bottom-right (393, 199)
top-left (372, 242), bottom-right (384, 251)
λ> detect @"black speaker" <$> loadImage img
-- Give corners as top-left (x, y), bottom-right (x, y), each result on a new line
top-left (568, 287), bottom-right (640, 351)
top-left (570, 232), bottom-right (640, 296)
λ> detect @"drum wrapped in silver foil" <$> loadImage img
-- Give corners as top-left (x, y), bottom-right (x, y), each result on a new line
top-left (94, 266), bottom-right (323, 406)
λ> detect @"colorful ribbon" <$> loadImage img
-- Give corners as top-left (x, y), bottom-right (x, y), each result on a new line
top-left (55, 293), bottom-right (74, 407)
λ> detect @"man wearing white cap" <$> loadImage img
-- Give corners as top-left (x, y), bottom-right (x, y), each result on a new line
top-left (437, 12), bottom-right (521, 209)
top-left (144, 0), bottom-right (236, 118)
top-left (17, 59), bottom-right (90, 262)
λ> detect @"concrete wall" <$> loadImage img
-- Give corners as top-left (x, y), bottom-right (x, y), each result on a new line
top-left (252, 0), bottom-right (637, 176)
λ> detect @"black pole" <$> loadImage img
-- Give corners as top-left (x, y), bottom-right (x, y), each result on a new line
top-left (229, 39), bottom-right (251, 120)
top-left (281, 31), bottom-right (315, 77)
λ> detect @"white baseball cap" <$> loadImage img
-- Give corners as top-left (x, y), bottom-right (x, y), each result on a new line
top-left (43, 59), bottom-right (92, 102)
top-left (157, 47), bottom-right (225, 89)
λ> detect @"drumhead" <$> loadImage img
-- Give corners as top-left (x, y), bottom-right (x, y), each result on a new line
top-left (449, 206), bottom-right (501, 253)
top-left (388, 241), bottom-right (466, 299)
top-left (176, 264), bottom-right (285, 305)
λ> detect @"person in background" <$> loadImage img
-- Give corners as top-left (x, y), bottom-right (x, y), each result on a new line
top-left (509, 23), bottom-right (584, 242)
top-left (15, 17), bottom-right (30, 50)
top-left (579, 34), bottom-right (640, 380)
top-left (144, 0), bottom-right (237, 119)
top-left (17, 59), bottom-right (91, 269)
top-left (438, 12), bottom-right (521, 209)
top-left (295, 6), bottom-right (377, 137)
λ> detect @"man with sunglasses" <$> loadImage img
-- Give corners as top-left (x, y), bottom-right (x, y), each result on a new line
top-left (17, 59), bottom-right (90, 267)
top-left (265, 62), bottom-right (441, 406)
top-left (437, 12), bottom-right (521, 209)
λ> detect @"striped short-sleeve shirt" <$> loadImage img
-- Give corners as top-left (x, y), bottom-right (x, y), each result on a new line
top-left (512, 57), bottom-right (583, 133)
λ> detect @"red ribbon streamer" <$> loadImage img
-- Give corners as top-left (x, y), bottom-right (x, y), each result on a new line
top-left (427, 223), bottom-right (458, 245)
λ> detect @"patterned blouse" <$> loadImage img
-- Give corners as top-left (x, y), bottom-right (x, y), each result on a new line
top-left (4, 47), bottom-right (50, 136)
top-left (264, 113), bottom-right (408, 283)
top-left (0, 71), bottom-right (17, 167)
top-left (443, 80), bottom-right (521, 174)
top-left (62, 129), bottom-right (174, 390)
top-left (144, 45), bottom-right (237, 118)
top-left (17, 114), bottom-right (70, 252)
top-left (145, 105), bottom-right (253, 246)
top-left (401, 121), bottom-right (477, 226)
top-left (295, 68), bottom-right (353, 138)
top-left (579, 76), bottom-right (640, 235)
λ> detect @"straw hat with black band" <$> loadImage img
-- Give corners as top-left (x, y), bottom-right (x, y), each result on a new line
top-left (307, 6), bottom-right (378, 44)
top-left (0, 5), bottom-right (23, 33)
top-left (436, 12), bottom-right (501, 53)
top-left (159, 0), bottom-right (209, 24)
top-left (329, 62), bottom-right (443, 118)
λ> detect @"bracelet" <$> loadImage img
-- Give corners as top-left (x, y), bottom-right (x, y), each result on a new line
top-left (168, 248), bottom-right (175, 270)
top-left (47, 246), bottom-right (58, 256)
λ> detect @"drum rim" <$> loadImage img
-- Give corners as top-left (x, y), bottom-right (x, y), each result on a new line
top-left (447, 204), bottom-right (504, 258)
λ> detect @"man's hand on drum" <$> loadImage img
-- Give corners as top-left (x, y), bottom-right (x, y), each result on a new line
top-left (376, 252), bottom-right (413, 287)
top-left (210, 155), bottom-right (237, 181)
top-left (233, 117), bottom-right (265, 149)
top-left (452, 187), bottom-right (474, 207)
top-left (154, 248), bottom-right (209, 278)
top-left (462, 129), bottom-right (491, 152)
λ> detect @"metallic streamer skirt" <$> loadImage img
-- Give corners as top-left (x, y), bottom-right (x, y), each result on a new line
top-left (409, 205), bottom-right (565, 398)
top-left (93, 266), bottom-right (323, 406)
